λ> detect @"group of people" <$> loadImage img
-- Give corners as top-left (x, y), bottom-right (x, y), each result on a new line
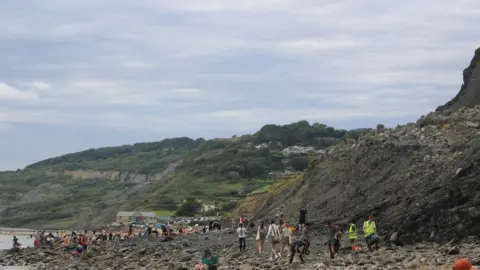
top-left (228, 208), bottom-right (393, 264)
top-left (232, 216), bottom-right (309, 264)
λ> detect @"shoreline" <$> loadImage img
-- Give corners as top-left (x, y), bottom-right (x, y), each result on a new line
top-left (0, 228), bottom-right (37, 237)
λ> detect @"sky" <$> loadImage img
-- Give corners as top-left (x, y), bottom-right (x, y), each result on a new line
top-left (0, 0), bottom-right (479, 170)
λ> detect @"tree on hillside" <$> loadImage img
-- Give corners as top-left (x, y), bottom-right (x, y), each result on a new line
top-left (288, 156), bottom-right (309, 171)
top-left (253, 120), bottom-right (348, 148)
top-left (175, 197), bottom-right (202, 216)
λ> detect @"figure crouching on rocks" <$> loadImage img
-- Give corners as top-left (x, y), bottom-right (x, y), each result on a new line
top-left (289, 237), bottom-right (307, 264)
top-left (300, 222), bottom-right (311, 255)
top-left (12, 236), bottom-right (20, 248)
top-left (195, 249), bottom-right (218, 270)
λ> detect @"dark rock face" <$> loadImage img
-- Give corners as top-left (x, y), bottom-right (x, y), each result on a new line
top-left (254, 106), bottom-right (480, 242)
top-left (437, 47), bottom-right (480, 111)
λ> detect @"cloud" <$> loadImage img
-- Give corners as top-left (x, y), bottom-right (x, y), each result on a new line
top-left (24, 81), bottom-right (51, 90)
top-left (0, 0), bottom-right (480, 168)
top-left (0, 83), bottom-right (39, 101)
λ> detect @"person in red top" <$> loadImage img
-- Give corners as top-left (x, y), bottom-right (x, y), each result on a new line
top-left (239, 215), bottom-right (245, 225)
top-left (80, 235), bottom-right (88, 252)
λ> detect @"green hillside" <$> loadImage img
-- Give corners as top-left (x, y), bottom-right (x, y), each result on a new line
top-left (0, 120), bottom-right (371, 229)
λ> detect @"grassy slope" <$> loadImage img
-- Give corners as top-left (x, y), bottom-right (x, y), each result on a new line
top-left (0, 121), bottom-right (371, 228)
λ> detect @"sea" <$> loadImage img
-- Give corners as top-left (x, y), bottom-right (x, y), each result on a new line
top-left (0, 235), bottom-right (33, 250)
top-left (0, 235), bottom-right (34, 270)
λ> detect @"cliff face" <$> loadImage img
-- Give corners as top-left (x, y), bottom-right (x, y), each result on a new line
top-left (253, 106), bottom-right (480, 241)
top-left (437, 47), bottom-right (480, 111)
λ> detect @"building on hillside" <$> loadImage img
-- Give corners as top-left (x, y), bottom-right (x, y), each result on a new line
top-left (282, 146), bottom-right (317, 155)
top-left (116, 211), bottom-right (156, 224)
top-left (201, 204), bottom-right (216, 212)
top-left (255, 143), bottom-right (268, 149)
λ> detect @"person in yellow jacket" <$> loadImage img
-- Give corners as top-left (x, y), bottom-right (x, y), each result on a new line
top-left (363, 215), bottom-right (378, 251)
top-left (348, 220), bottom-right (357, 249)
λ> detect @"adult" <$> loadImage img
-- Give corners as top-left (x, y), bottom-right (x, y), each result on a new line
top-left (300, 222), bottom-right (310, 255)
top-left (298, 207), bottom-right (307, 231)
top-left (289, 237), bottom-right (306, 264)
top-left (195, 249), bottom-right (218, 270)
top-left (256, 221), bottom-right (267, 255)
top-left (128, 223), bottom-right (133, 237)
top-left (325, 221), bottom-right (342, 259)
top-left (266, 219), bottom-right (281, 260)
top-left (236, 223), bottom-right (247, 252)
top-left (80, 234), bottom-right (88, 252)
top-left (348, 220), bottom-right (357, 250)
top-left (280, 223), bottom-right (292, 257)
top-left (363, 215), bottom-right (378, 252)
top-left (239, 215), bottom-right (245, 225)
top-left (390, 227), bottom-right (404, 248)
top-left (12, 236), bottom-right (20, 248)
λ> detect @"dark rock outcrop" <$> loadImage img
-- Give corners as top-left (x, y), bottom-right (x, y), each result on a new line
top-left (437, 47), bottom-right (480, 111)
top-left (254, 106), bottom-right (480, 242)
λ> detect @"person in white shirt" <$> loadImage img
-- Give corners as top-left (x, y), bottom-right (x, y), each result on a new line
top-left (266, 219), bottom-right (281, 260)
top-left (236, 223), bottom-right (247, 252)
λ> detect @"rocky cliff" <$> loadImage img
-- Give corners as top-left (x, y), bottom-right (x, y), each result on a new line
top-left (253, 106), bottom-right (480, 241)
top-left (437, 47), bottom-right (480, 111)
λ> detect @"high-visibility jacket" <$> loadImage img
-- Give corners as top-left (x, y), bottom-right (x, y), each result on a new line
top-left (348, 224), bottom-right (357, 240)
top-left (363, 221), bottom-right (376, 237)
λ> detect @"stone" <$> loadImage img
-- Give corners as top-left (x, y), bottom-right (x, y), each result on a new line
top-left (464, 121), bottom-right (479, 128)
top-left (447, 246), bottom-right (460, 255)
top-left (239, 264), bottom-right (254, 270)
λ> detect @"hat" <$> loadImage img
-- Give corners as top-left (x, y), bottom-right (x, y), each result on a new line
top-left (454, 258), bottom-right (478, 270)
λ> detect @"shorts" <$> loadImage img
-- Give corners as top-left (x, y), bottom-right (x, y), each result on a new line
top-left (282, 236), bottom-right (290, 244)
top-left (271, 238), bottom-right (280, 245)
top-left (328, 240), bottom-right (340, 252)
top-left (299, 218), bottom-right (306, 225)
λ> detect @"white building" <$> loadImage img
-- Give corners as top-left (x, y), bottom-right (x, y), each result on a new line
top-left (255, 143), bottom-right (268, 149)
top-left (201, 204), bottom-right (216, 212)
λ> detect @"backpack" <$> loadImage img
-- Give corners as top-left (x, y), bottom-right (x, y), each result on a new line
top-left (270, 225), bottom-right (280, 244)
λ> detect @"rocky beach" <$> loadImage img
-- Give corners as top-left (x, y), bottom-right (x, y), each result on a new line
top-left (0, 228), bottom-right (476, 270)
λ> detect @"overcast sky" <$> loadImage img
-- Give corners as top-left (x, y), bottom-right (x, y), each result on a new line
top-left (0, 0), bottom-right (479, 170)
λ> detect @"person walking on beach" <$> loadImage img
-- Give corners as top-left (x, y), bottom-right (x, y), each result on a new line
top-left (236, 223), bottom-right (247, 252)
top-left (348, 220), bottom-right (357, 250)
top-left (324, 221), bottom-right (342, 259)
top-left (363, 215), bottom-right (378, 251)
top-left (266, 219), bottom-right (281, 260)
top-left (256, 221), bottom-right (267, 256)
top-left (280, 223), bottom-right (292, 257)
